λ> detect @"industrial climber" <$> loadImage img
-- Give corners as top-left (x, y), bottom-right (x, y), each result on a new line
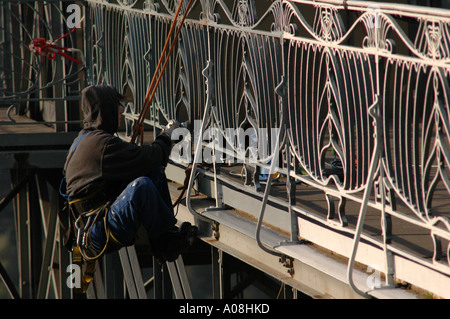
top-left (61, 84), bottom-right (197, 263)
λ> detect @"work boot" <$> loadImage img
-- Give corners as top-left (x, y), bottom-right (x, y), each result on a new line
top-left (149, 222), bottom-right (198, 263)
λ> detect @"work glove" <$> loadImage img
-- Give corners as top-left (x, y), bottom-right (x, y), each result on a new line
top-left (161, 119), bottom-right (180, 141)
top-left (154, 120), bottom-right (180, 167)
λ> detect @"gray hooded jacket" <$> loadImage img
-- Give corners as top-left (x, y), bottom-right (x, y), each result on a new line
top-left (63, 85), bottom-right (171, 200)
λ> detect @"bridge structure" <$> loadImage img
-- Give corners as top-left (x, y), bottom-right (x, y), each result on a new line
top-left (0, 0), bottom-right (450, 299)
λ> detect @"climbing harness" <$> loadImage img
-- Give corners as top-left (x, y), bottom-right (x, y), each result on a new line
top-left (59, 131), bottom-right (125, 295)
top-left (66, 192), bottom-right (128, 295)
top-left (70, 201), bottom-right (109, 294)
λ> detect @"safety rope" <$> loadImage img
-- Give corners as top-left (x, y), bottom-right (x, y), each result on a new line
top-left (131, 0), bottom-right (194, 145)
top-left (129, 0), bottom-right (195, 212)
top-left (170, 164), bottom-right (205, 209)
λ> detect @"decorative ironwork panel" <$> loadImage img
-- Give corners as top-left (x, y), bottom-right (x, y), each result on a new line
top-left (83, 0), bottom-right (450, 296)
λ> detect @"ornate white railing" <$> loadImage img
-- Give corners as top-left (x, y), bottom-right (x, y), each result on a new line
top-left (84, 0), bottom-right (450, 298)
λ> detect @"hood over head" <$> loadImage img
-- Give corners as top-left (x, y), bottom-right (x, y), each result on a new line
top-left (81, 85), bottom-right (122, 134)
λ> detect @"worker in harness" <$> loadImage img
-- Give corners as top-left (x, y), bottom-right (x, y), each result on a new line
top-left (61, 85), bottom-right (197, 270)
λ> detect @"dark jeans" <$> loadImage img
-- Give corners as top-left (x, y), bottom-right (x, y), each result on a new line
top-left (90, 168), bottom-right (177, 251)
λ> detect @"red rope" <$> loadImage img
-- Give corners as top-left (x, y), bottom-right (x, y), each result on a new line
top-left (29, 17), bottom-right (85, 65)
top-left (55, 16), bottom-right (84, 43)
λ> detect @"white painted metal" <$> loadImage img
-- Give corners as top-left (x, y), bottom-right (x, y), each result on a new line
top-left (3, 0), bottom-right (450, 299)
top-left (166, 256), bottom-right (193, 299)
